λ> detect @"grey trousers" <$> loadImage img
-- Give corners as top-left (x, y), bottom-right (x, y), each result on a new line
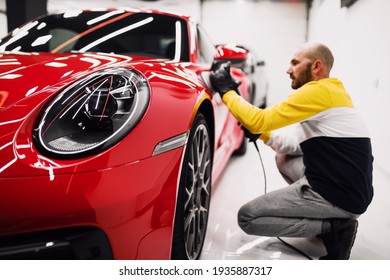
top-left (237, 154), bottom-right (359, 237)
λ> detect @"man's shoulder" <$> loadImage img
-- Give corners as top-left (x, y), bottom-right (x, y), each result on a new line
top-left (305, 77), bottom-right (342, 86)
top-left (298, 78), bottom-right (345, 94)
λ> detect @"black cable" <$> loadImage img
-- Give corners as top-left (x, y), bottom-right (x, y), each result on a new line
top-left (251, 140), bottom-right (313, 260)
top-left (277, 237), bottom-right (313, 260)
top-left (252, 141), bottom-right (267, 194)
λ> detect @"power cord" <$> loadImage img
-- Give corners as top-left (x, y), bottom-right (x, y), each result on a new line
top-left (251, 140), bottom-right (313, 260)
top-left (252, 141), bottom-right (267, 194)
top-left (276, 237), bottom-right (313, 260)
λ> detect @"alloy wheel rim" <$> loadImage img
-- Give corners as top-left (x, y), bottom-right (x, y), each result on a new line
top-left (183, 124), bottom-right (211, 259)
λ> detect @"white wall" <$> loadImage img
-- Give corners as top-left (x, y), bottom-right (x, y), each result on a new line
top-left (307, 0), bottom-right (390, 173)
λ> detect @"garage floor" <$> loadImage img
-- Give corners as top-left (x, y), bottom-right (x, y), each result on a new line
top-left (201, 135), bottom-right (389, 260)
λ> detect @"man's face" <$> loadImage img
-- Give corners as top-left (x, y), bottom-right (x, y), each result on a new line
top-left (287, 50), bottom-right (313, 89)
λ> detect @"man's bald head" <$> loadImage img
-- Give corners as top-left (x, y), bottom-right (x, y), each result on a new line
top-left (300, 42), bottom-right (334, 73)
top-left (287, 42), bottom-right (335, 89)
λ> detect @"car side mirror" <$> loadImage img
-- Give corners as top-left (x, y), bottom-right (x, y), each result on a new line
top-left (211, 44), bottom-right (249, 73)
top-left (213, 44), bottom-right (249, 61)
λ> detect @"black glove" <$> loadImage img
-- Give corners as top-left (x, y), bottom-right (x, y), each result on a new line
top-left (241, 125), bottom-right (261, 142)
top-left (209, 61), bottom-right (241, 98)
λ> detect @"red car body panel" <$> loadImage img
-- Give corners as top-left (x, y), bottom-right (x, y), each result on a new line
top-left (0, 8), bottom-right (250, 259)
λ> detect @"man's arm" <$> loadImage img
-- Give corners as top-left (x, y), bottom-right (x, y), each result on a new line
top-left (210, 62), bottom-right (331, 142)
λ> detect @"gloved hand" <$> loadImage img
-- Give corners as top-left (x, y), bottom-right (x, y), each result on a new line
top-left (210, 61), bottom-right (241, 98)
top-left (241, 125), bottom-right (261, 142)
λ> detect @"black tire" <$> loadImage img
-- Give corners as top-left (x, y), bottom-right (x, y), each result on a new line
top-left (171, 113), bottom-right (212, 260)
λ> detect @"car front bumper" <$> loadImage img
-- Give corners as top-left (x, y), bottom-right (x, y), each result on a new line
top-left (0, 148), bottom-right (184, 260)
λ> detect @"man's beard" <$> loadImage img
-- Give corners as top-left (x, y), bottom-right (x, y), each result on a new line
top-left (291, 63), bottom-right (313, 89)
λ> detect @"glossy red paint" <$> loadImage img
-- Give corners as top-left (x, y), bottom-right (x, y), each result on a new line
top-left (215, 45), bottom-right (250, 61)
top-left (0, 8), bottom-right (250, 259)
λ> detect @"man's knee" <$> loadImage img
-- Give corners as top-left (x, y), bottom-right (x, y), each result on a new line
top-left (237, 204), bottom-right (251, 232)
top-left (237, 203), bottom-right (263, 235)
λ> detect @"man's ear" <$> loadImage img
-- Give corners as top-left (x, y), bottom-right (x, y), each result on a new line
top-left (312, 59), bottom-right (322, 74)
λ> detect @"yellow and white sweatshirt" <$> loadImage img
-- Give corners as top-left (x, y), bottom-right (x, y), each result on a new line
top-left (223, 78), bottom-right (373, 214)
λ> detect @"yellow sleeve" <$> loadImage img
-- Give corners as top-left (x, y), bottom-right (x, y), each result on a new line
top-left (222, 81), bottom-right (337, 141)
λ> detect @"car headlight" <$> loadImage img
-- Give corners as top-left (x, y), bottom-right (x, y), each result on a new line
top-left (33, 68), bottom-right (150, 159)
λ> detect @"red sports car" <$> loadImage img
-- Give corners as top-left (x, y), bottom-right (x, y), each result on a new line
top-left (0, 8), bottom-right (252, 260)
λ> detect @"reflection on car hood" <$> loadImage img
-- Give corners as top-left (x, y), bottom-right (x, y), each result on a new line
top-left (0, 51), bottom-right (155, 110)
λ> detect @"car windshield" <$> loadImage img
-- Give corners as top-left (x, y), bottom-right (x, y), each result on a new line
top-left (0, 10), bottom-right (190, 61)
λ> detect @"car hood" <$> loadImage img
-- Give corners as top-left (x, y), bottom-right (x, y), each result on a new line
top-left (0, 51), bottom-right (205, 178)
top-left (0, 52), bottom-right (138, 110)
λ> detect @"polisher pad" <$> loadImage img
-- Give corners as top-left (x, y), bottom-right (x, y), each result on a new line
top-left (200, 71), bottom-right (217, 94)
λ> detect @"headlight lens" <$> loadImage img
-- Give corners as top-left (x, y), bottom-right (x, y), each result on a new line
top-left (34, 68), bottom-right (150, 159)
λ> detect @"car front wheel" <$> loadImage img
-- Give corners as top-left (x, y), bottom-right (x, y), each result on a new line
top-left (171, 113), bottom-right (212, 260)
